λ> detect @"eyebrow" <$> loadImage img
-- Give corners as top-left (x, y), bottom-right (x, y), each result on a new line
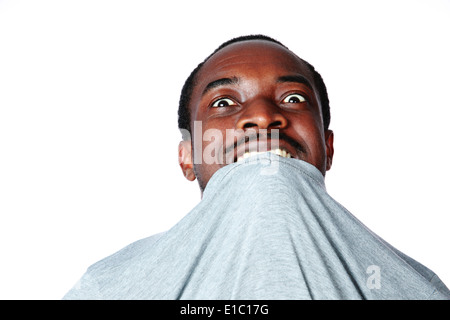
top-left (276, 75), bottom-right (313, 89)
top-left (202, 77), bottom-right (239, 96)
top-left (201, 74), bottom-right (313, 97)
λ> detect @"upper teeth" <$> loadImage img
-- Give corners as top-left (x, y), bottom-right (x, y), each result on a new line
top-left (237, 149), bottom-right (292, 162)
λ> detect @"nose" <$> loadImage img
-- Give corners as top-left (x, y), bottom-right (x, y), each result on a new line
top-left (236, 98), bottom-right (288, 131)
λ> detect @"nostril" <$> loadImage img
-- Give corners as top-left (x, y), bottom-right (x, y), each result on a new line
top-left (243, 122), bottom-right (257, 129)
top-left (269, 120), bottom-right (282, 129)
top-left (242, 120), bottom-right (283, 130)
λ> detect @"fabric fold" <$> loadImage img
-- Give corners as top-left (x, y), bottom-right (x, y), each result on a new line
top-left (63, 153), bottom-right (450, 299)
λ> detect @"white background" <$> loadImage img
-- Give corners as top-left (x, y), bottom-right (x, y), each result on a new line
top-left (0, 0), bottom-right (449, 299)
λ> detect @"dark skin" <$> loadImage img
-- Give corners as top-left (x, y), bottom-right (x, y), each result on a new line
top-left (179, 40), bottom-right (334, 195)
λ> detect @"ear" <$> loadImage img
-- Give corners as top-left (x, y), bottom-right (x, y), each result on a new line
top-left (178, 140), bottom-right (196, 181)
top-left (325, 130), bottom-right (334, 171)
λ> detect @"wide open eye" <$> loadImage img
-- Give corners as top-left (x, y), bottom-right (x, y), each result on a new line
top-left (211, 98), bottom-right (237, 108)
top-left (283, 93), bottom-right (306, 104)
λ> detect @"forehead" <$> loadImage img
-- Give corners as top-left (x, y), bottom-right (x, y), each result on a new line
top-left (195, 40), bottom-right (314, 88)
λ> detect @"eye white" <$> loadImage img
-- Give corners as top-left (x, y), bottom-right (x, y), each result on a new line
top-left (211, 98), bottom-right (236, 108)
top-left (283, 94), bottom-right (306, 103)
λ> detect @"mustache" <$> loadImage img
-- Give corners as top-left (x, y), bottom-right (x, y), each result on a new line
top-left (224, 131), bottom-right (306, 156)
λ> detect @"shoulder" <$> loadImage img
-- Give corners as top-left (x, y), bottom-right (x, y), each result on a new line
top-left (91, 232), bottom-right (165, 271)
top-left (63, 232), bottom-right (165, 299)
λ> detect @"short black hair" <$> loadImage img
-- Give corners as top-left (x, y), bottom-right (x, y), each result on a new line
top-left (178, 35), bottom-right (330, 138)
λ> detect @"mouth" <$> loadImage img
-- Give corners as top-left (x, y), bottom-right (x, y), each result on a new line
top-left (236, 148), bottom-right (292, 163)
top-left (225, 132), bottom-right (306, 164)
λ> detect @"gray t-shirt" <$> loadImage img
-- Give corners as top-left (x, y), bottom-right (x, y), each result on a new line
top-left (63, 153), bottom-right (450, 299)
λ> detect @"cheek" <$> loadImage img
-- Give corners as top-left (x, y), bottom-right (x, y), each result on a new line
top-left (201, 118), bottom-right (235, 146)
top-left (190, 118), bottom-right (231, 166)
top-left (290, 116), bottom-right (326, 155)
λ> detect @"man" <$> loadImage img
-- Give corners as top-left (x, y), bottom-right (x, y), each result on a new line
top-left (64, 35), bottom-right (450, 299)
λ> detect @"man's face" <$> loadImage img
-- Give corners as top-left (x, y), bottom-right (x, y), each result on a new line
top-left (179, 40), bottom-right (334, 192)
